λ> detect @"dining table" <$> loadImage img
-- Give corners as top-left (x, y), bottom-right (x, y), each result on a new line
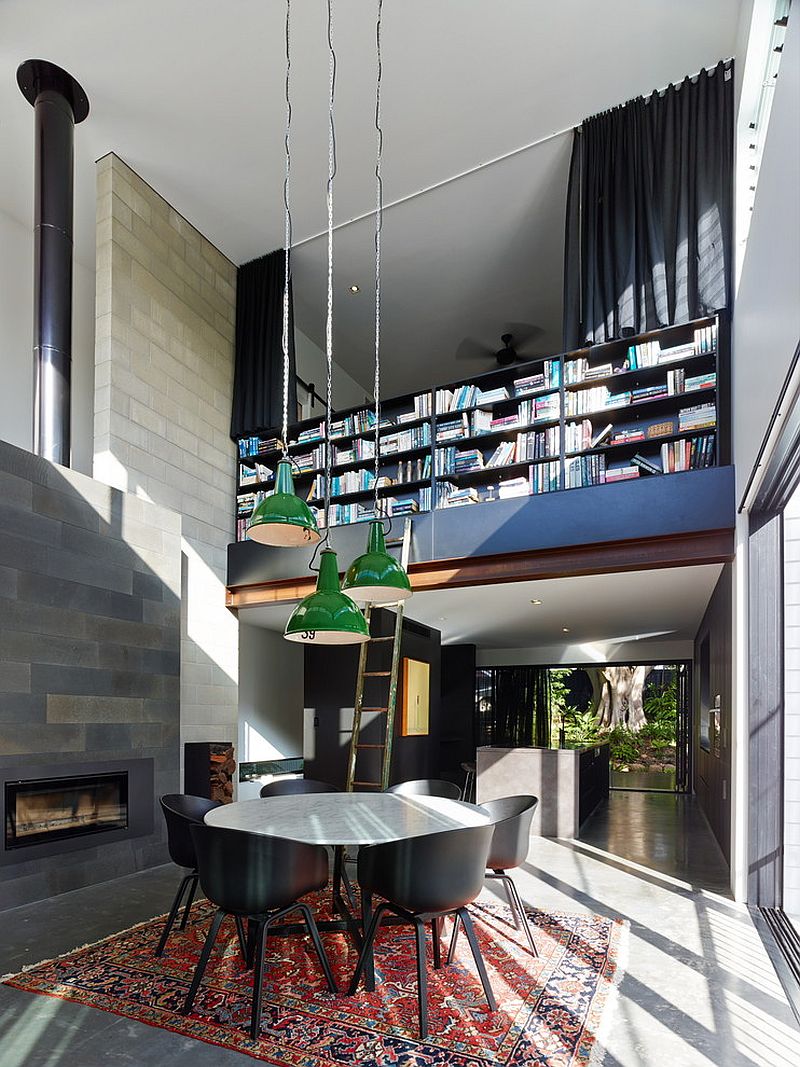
top-left (205, 791), bottom-right (490, 988)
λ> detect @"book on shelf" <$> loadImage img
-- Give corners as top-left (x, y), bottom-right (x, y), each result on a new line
top-left (660, 434), bottom-right (716, 473)
top-left (516, 426), bottom-right (560, 462)
top-left (605, 465), bottom-right (640, 483)
top-left (436, 384), bottom-right (477, 413)
top-left (498, 476), bottom-right (530, 499)
top-left (631, 454), bottom-right (662, 475)
top-left (486, 441), bottom-right (516, 468)
top-left (533, 393), bottom-right (560, 422)
top-left (530, 461), bottom-right (560, 494)
top-left (565, 420), bottom-right (593, 453)
top-left (514, 359), bottom-right (560, 396)
top-left (632, 383), bottom-right (668, 402)
top-left (610, 428), bottom-right (646, 444)
top-left (476, 386), bottom-right (510, 405)
top-left (488, 412), bottom-right (519, 431)
top-left (565, 386), bottom-right (631, 417)
top-left (584, 363), bottom-right (614, 381)
top-left (334, 437), bottom-right (375, 465)
top-left (382, 423), bottom-right (431, 453)
top-left (238, 435), bottom-right (282, 458)
top-left (438, 484), bottom-right (480, 508)
top-left (472, 409), bottom-right (494, 434)
top-left (591, 422), bottom-right (613, 448)
top-left (436, 413), bottom-right (470, 442)
top-left (685, 372), bottom-right (716, 391)
top-left (565, 454), bottom-right (606, 489)
top-left (238, 461), bottom-right (273, 487)
top-left (626, 340), bottom-right (660, 369)
top-left (678, 402), bottom-right (716, 432)
top-left (293, 445), bottom-right (325, 473)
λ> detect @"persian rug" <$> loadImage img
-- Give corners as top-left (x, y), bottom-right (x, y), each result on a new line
top-left (2, 892), bottom-right (627, 1066)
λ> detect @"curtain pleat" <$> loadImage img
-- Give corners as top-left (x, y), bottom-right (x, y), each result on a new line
top-left (563, 60), bottom-right (733, 350)
top-left (230, 249), bottom-right (298, 440)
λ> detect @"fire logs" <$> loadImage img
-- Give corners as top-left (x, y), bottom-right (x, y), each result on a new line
top-left (209, 745), bottom-right (236, 804)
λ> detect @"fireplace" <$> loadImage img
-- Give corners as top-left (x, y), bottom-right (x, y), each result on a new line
top-left (0, 758), bottom-right (153, 868)
top-left (5, 772), bottom-right (129, 850)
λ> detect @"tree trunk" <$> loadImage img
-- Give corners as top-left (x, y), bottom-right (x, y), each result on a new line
top-left (595, 666), bottom-right (652, 731)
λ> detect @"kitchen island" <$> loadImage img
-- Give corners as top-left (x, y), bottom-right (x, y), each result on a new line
top-left (476, 742), bottom-right (610, 837)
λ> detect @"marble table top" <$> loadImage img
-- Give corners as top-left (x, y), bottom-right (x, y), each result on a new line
top-left (204, 792), bottom-right (489, 846)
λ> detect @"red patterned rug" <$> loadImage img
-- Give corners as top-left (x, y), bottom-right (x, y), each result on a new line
top-left (2, 892), bottom-right (627, 1066)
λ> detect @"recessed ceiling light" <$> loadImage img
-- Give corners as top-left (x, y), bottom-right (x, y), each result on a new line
top-left (562, 627), bottom-right (570, 633)
top-left (349, 284), bottom-right (360, 293)
top-left (530, 599), bottom-right (542, 606)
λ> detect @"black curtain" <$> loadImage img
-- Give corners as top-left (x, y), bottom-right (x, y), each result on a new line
top-left (230, 250), bottom-right (298, 440)
top-left (476, 667), bottom-right (550, 748)
top-left (563, 60), bottom-right (733, 351)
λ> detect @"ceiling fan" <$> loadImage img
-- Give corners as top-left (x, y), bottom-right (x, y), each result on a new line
top-left (455, 325), bottom-right (545, 367)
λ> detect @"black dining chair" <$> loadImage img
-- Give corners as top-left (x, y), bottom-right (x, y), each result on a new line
top-left (183, 824), bottom-right (337, 1040)
top-left (386, 778), bottom-right (462, 801)
top-left (259, 778), bottom-right (340, 798)
top-left (449, 795), bottom-right (539, 958)
top-left (155, 793), bottom-right (221, 958)
top-left (348, 823), bottom-right (496, 1039)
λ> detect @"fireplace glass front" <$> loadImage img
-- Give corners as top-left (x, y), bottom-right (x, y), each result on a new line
top-left (5, 772), bottom-right (129, 850)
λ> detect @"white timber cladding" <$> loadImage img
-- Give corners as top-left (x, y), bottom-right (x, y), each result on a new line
top-left (784, 486), bottom-right (800, 919)
top-left (93, 153), bottom-right (239, 755)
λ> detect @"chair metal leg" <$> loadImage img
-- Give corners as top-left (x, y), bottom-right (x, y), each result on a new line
top-left (182, 907), bottom-right (226, 1014)
top-left (431, 917), bottom-right (442, 969)
top-left (348, 903), bottom-right (389, 996)
top-left (505, 875), bottom-right (538, 957)
top-left (245, 918), bottom-right (258, 969)
top-left (179, 874), bottom-right (199, 929)
top-left (361, 888), bottom-right (375, 991)
top-left (489, 870), bottom-right (519, 928)
top-left (413, 917), bottom-right (429, 1040)
top-left (447, 911), bottom-right (461, 963)
top-left (249, 920), bottom-right (269, 1041)
top-left (155, 872), bottom-right (194, 957)
top-left (457, 908), bottom-right (497, 1012)
top-left (297, 902), bottom-right (337, 993)
top-left (234, 915), bottom-right (248, 964)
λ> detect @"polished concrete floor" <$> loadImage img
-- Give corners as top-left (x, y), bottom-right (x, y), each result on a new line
top-left (1, 792), bottom-right (798, 1066)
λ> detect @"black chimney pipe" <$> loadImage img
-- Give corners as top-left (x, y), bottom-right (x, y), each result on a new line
top-left (17, 60), bottom-right (89, 468)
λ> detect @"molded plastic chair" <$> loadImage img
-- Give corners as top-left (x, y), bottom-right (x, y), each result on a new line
top-left (449, 795), bottom-right (539, 959)
top-left (182, 824), bottom-right (337, 1040)
top-left (348, 823), bottom-right (496, 1039)
top-left (259, 778), bottom-right (340, 798)
top-left (155, 794), bottom-right (221, 957)
top-left (386, 778), bottom-right (462, 801)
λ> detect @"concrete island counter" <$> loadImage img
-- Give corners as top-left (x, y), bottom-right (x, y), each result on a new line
top-left (477, 742), bottom-right (610, 838)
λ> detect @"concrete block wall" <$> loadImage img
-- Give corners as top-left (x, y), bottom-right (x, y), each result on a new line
top-left (93, 154), bottom-right (238, 756)
top-left (0, 439), bottom-right (181, 907)
top-left (784, 488), bottom-right (800, 917)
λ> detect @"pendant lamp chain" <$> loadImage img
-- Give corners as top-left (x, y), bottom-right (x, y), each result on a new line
top-left (323, 0), bottom-right (337, 538)
top-left (372, 0), bottom-right (384, 519)
top-left (281, 0), bottom-right (293, 457)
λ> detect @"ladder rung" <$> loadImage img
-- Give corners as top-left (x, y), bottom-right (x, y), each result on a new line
top-left (364, 671), bottom-right (391, 677)
top-left (356, 743), bottom-right (386, 749)
top-left (360, 706), bottom-right (388, 712)
top-left (368, 636), bottom-right (393, 643)
top-left (353, 781), bottom-right (383, 788)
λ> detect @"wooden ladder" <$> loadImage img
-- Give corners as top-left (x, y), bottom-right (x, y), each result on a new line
top-left (345, 518), bottom-right (412, 793)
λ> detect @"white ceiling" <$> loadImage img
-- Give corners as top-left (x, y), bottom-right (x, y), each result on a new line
top-left (0, 1), bottom-right (741, 392)
top-left (238, 563), bottom-right (722, 651)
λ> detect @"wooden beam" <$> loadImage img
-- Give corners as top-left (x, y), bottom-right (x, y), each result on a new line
top-left (226, 528), bottom-right (734, 609)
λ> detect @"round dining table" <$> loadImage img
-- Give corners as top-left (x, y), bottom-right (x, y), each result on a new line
top-left (204, 791), bottom-right (489, 845)
top-left (205, 791), bottom-right (490, 990)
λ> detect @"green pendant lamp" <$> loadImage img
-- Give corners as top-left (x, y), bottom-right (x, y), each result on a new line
top-left (246, 459), bottom-right (320, 547)
top-left (246, 0), bottom-right (319, 551)
top-left (343, 519), bottom-right (411, 604)
top-left (285, 548), bottom-right (370, 644)
top-left (284, 0), bottom-right (368, 646)
top-left (342, 22), bottom-right (412, 608)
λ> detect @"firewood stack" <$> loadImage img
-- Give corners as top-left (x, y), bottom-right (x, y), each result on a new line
top-left (209, 744), bottom-right (236, 804)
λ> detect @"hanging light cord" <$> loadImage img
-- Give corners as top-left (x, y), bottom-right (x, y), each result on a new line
top-left (321, 0), bottom-right (337, 548)
top-left (372, 0), bottom-right (383, 520)
top-left (281, 0), bottom-right (293, 457)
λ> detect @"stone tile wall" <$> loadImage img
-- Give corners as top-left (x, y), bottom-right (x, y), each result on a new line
top-left (0, 439), bottom-right (181, 907)
top-left (93, 154), bottom-right (238, 756)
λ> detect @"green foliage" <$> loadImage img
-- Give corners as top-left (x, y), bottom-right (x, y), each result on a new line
top-left (563, 708), bottom-right (600, 747)
top-left (549, 669), bottom-right (575, 720)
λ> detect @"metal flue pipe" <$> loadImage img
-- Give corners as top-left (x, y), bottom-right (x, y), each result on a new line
top-left (17, 59), bottom-right (89, 468)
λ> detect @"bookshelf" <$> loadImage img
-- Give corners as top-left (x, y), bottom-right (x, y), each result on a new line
top-left (235, 314), bottom-right (726, 538)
